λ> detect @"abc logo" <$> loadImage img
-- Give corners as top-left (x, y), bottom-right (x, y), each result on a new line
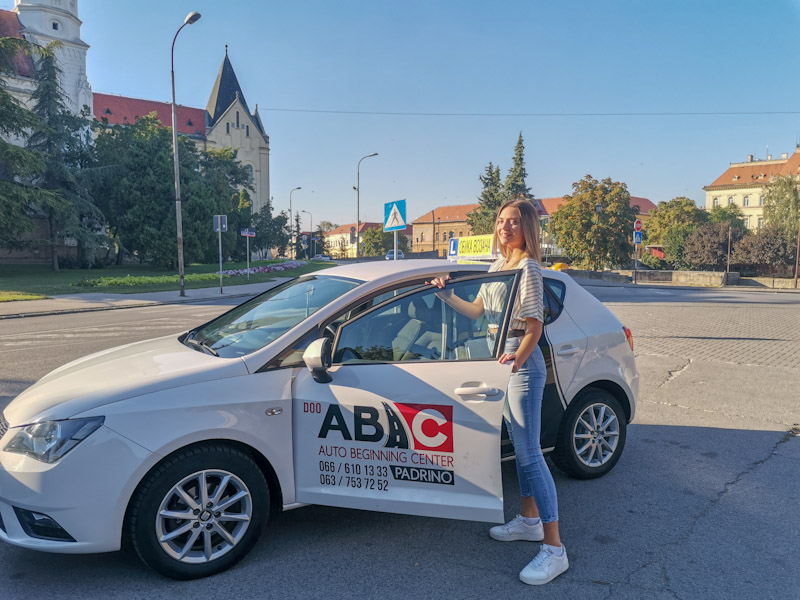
top-left (395, 403), bottom-right (453, 453)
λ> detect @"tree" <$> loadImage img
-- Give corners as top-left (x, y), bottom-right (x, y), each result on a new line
top-left (661, 224), bottom-right (697, 270)
top-left (27, 42), bottom-right (102, 271)
top-left (467, 162), bottom-right (503, 235)
top-left (763, 175), bottom-right (800, 235)
top-left (683, 222), bottom-right (744, 271)
top-left (252, 199), bottom-right (288, 258)
top-left (0, 38), bottom-right (54, 249)
top-left (292, 211), bottom-right (303, 259)
top-left (708, 204), bottom-right (747, 235)
top-left (503, 132), bottom-right (531, 201)
top-left (318, 220), bottom-right (338, 233)
top-left (361, 226), bottom-right (385, 257)
top-left (313, 223), bottom-right (328, 256)
top-left (731, 226), bottom-right (795, 276)
top-left (551, 175), bottom-right (638, 269)
top-left (644, 197), bottom-right (707, 244)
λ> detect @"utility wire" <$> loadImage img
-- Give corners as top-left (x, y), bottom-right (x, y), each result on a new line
top-left (259, 108), bottom-right (800, 117)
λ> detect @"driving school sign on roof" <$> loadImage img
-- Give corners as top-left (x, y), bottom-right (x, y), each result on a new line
top-left (447, 234), bottom-right (497, 263)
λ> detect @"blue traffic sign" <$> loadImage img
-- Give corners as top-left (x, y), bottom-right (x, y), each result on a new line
top-left (633, 231), bottom-right (643, 245)
top-left (384, 199), bottom-right (407, 232)
top-left (448, 237), bottom-right (459, 258)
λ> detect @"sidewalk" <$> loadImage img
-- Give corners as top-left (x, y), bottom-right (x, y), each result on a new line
top-left (0, 279), bottom-right (290, 319)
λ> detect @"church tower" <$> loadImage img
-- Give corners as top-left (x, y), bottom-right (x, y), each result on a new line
top-left (204, 47), bottom-right (270, 215)
top-left (13, 0), bottom-right (92, 114)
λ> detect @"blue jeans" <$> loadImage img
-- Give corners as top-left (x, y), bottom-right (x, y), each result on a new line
top-left (504, 337), bottom-right (559, 523)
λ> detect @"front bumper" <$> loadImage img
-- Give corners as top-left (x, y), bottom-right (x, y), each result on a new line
top-left (0, 425), bottom-right (153, 553)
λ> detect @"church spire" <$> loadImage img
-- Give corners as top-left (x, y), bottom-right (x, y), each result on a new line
top-left (205, 47), bottom-right (250, 127)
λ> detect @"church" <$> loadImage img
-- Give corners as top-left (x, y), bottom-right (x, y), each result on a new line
top-left (1, 0), bottom-right (271, 215)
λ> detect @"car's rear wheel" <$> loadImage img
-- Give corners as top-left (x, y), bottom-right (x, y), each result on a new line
top-left (128, 444), bottom-right (269, 580)
top-left (553, 388), bottom-right (626, 479)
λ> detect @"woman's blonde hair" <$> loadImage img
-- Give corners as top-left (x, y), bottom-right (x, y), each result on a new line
top-left (495, 198), bottom-right (541, 264)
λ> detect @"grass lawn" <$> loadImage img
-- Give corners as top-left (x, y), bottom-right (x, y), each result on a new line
top-left (0, 260), bottom-right (335, 300)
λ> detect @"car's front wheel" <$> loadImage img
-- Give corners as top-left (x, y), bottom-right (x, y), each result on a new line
top-left (128, 444), bottom-right (269, 580)
top-left (553, 388), bottom-right (627, 479)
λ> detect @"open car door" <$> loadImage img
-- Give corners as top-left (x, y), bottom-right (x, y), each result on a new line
top-left (292, 272), bottom-right (520, 523)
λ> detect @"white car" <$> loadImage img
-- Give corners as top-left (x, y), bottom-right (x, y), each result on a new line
top-left (0, 260), bottom-right (637, 579)
top-left (311, 254), bottom-right (331, 261)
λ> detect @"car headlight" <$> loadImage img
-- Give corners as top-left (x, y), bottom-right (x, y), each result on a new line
top-left (3, 417), bottom-right (105, 464)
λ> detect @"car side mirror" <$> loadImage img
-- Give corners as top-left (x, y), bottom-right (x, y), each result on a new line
top-left (303, 338), bottom-right (332, 383)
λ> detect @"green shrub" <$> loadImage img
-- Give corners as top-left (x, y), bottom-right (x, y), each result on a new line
top-left (640, 252), bottom-right (668, 270)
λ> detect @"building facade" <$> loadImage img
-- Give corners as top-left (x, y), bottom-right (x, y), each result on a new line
top-left (326, 222), bottom-right (383, 259)
top-left (703, 148), bottom-right (800, 230)
top-left (412, 204), bottom-right (478, 257)
top-left (1, 2), bottom-right (270, 215)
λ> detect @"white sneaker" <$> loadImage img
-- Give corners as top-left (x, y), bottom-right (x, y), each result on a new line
top-left (519, 545), bottom-right (569, 585)
top-left (489, 515), bottom-right (544, 542)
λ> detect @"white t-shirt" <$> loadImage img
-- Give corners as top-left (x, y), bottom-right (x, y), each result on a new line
top-left (478, 256), bottom-right (544, 329)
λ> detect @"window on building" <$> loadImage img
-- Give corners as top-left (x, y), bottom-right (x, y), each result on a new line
top-left (226, 122), bottom-right (230, 134)
top-left (449, 231), bottom-right (454, 239)
top-left (103, 108), bottom-right (112, 115)
top-left (758, 218), bottom-right (764, 229)
top-left (743, 195), bottom-right (750, 206)
top-left (743, 218), bottom-right (749, 229)
top-left (459, 231), bottom-right (463, 237)
top-left (420, 232), bottom-right (425, 242)
top-left (727, 196), bottom-right (734, 205)
top-left (52, 22), bottom-right (59, 30)
top-left (712, 197), bottom-right (719, 207)
top-left (246, 125), bottom-right (250, 136)
top-left (759, 195), bottom-right (764, 206)
top-left (245, 165), bottom-right (253, 183)
top-left (186, 119), bottom-right (193, 127)
top-left (236, 112), bottom-right (240, 128)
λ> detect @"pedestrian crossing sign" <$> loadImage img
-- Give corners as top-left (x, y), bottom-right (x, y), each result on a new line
top-left (384, 200), bottom-right (407, 232)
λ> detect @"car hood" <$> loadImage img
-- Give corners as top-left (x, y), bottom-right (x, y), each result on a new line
top-left (5, 334), bottom-right (249, 425)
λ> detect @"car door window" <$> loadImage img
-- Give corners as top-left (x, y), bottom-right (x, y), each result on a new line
top-left (542, 277), bottom-right (566, 324)
top-left (264, 283), bottom-right (425, 370)
top-left (334, 273), bottom-right (517, 364)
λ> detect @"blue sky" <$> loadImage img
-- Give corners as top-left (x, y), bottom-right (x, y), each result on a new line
top-left (6, 0), bottom-right (800, 227)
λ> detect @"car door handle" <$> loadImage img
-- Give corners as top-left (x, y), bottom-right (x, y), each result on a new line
top-left (556, 345), bottom-right (581, 357)
top-left (455, 386), bottom-right (501, 396)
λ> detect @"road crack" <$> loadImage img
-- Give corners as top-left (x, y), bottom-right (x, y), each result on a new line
top-left (656, 359), bottom-right (692, 389)
top-left (610, 429), bottom-right (797, 599)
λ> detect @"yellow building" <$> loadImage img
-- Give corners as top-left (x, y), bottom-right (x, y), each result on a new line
top-left (703, 147), bottom-right (800, 230)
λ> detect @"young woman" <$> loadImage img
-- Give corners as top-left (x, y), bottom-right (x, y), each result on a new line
top-left (431, 198), bottom-right (568, 585)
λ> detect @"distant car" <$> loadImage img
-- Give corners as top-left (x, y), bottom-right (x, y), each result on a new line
top-left (311, 254), bottom-right (331, 261)
top-left (385, 249), bottom-right (404, 260)
top-left (0, 260), bottom-right (637, 580)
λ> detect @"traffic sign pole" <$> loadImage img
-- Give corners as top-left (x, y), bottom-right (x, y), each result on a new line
top-left (393, 230), bottom-right (398, 261)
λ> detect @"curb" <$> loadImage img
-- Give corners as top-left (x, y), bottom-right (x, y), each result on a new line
top-left (0, 292), bottom-right (260, 320)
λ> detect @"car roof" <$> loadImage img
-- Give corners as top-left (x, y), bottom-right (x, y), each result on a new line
top-left (315, 259), bottom-right (573, 285)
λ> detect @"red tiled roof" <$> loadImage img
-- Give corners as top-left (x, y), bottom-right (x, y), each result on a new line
top-left (93, 92), bottom-right (206, 137)
top-left (706, 149), bottom-right (800, 189)
top-left (0, 10), bottom-right (35, 78)
top-left (413, 203), bottom-right (479, 224)
top-left (539, 195), bottom-right (655, 217)
top-left (328, 222), bottom-right (383, 236)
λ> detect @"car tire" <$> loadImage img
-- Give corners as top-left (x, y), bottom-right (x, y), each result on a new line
top-left (552, 388), bottom-right (627, 480)
top-left (128, 443), bottom-right (269, 580)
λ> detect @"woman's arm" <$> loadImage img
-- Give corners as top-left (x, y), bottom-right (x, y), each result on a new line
top-left (429, 276), bottom-right (485, 320)
top-left (499, 317), bottom-right (542, 373)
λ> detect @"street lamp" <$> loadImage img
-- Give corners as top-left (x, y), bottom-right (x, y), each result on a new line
top-left (355, 152), bottom-right (378, 262)
top-left (594, 202), bottom-right (603, 271)
top-left (302, 209), bottom-right (313, 258)
top-left (171, 10), bottom-right (201, 296)
top-left (289, 186), bottom-right (301, 259)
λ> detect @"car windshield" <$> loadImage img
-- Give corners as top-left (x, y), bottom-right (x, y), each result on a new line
top-left (186, 275), bottom-right (362, 358)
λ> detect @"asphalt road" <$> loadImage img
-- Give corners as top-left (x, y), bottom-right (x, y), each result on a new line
top-left (0, 286), bottom-right (798, 600)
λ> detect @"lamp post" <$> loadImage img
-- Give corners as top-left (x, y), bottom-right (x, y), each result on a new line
top-left (355, 152), bottom-right (378, 262)
top-left (289, 186), bottom-right (301, 259)
top-left (171, 11), bottom-right (201, 297)
top-left (302, 209), bottom-right (313, 259)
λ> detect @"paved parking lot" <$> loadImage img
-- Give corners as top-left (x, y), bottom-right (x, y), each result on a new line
top-left (1, 285), bottom-right (798, 599)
